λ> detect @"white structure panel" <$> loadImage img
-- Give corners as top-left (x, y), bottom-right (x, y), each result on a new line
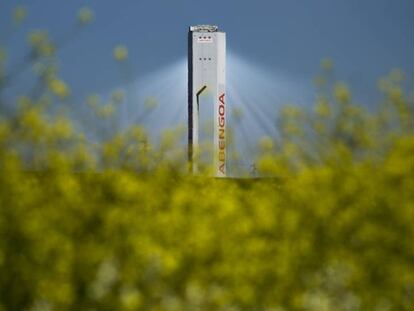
top-left (188, 26), bottom-right (226, 177)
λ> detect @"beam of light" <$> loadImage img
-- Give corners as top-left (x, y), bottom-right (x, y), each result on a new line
top-left (100, 51), bottom-right (313, 175)
top-left (101, 57), bottom-right (187, 140)
top-left (227, 51), bottom-right (313, 171)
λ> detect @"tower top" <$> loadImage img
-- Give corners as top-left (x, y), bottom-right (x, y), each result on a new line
top-left (189, 25), bottom-right (219, 33)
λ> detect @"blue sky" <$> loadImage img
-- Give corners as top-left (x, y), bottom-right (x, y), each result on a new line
top-left (1, 0), bottom-right (414, 102)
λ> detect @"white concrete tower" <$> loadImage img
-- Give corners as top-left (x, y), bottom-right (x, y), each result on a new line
top-left (188, 25), bottom-right (226, 177)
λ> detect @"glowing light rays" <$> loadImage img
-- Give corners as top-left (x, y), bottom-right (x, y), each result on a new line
top-left (104, 52), bottom-right (312, 174)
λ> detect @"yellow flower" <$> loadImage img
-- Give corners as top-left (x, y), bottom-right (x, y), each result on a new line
top-left (48, 78), bottom-right (70, 99)
top-left (19, 106), bottom-right (47, 140)
top-left (0, 121), bottom-right (11, 143)
top-left (77, 7), bottom-right (94, 25)
top-left (129, 126), bottom-right (147, 141)
top-left (51, 116), bottom-right (73, 141)
top-left (113, 45), bottom-right (128, 62)
top-left (256, 154), bottom-right (277, 174)
top-left (388, 86), bottom-right (402, 102)
top-left (321, 58), bottom-right (333, 71)
top-left (13, 6), bottom-right (27, 24)
top-left (334, 82), bottom-right (351, 104)
top-left (28, 30), bottom-right (48, 46)
top-left (259, 136), bottom-right (274, 152)
top-left (314, 99), bottom-right (331, 118)
top-left (120, 287), bottom-right (142, 310)
top-left (98, 104), bottom-right (115, 119)
top-left (27, 30), bottom-right (55, 57)
top-left (281, 105), bottom-right (303, 119)
top-left (87, 94), bottom-right (101, 109)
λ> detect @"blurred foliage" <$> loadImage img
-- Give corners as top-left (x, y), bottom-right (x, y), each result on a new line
top-left (77, 7), bottom-right (94, 26)
top-left (1, 5), bottom-right (414, 311)
top-left (13, 6), bottom-right (28, 25)
top-left (114, 45), bottom-right (129, 62)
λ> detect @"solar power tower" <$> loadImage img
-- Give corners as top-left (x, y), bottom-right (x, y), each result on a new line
top-left (188, 25), bottom-right (226, 177)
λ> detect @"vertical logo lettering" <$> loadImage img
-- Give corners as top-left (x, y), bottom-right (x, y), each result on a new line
top-left (218, 93), bottom-right (226, 174)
